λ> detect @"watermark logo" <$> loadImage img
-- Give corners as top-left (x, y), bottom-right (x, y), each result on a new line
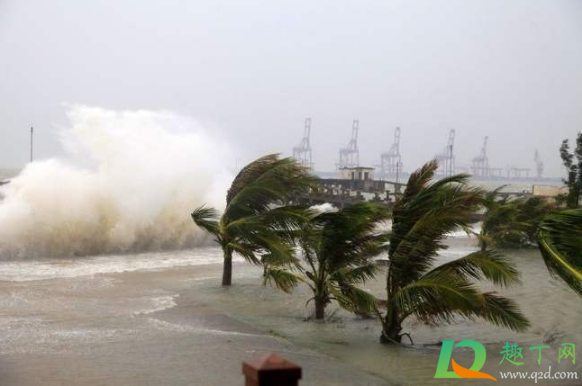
top-left (434, 340), bottom-right (497, 381)
top-left (435, 340), bottom-right (576, 382)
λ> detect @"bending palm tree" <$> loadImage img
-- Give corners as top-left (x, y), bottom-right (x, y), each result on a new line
top-left (479, 187), bottom-right (523, 251)
top-left (378, 160), bottom-right (530, 344)
top-left (191, 154), bottom-right (316, 286)
top-left (479, 190), bottom-right (553, 251)
top-left (265, 202), bottom-right (391, 319)
top-left (536, 209), bottom-right (582, 296)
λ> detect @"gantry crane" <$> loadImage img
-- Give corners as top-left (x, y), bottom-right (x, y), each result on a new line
top-left (379, 127), bottom-right (402, 181)
top-left (471, 136), bottom-right (489, 178)
top-left (337, 119), bottom-right (359, 170)
top-left (292, 118), bottom-right (313, 170)
top-left (435, 129), bottom-right (456, 177)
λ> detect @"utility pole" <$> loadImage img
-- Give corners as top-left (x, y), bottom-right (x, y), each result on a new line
top-left (30, 126), bottom-right (34, 162)
top-left (534, 150), bottom-right (544, 179)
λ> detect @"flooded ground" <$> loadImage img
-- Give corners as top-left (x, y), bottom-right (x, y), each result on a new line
top-left (0, 235), bottom-right (580, 385)
top-left (203, 237), bottom-right (582, 385)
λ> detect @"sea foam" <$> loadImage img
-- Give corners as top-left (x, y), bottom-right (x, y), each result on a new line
top-left (0, 106), bottom-right (232, 259)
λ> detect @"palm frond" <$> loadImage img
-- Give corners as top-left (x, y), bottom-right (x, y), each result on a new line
top-left (228, 241), bottom-right (261, 264)
top-left (328, 282), bottom-right (379, 315)
top-left (391, 270), bottom-right (530, 331)
top-left (536, 209), bottom-right (582, 296)
top-left (261, 250), bottom-right (300, 268)
top-left (263, 268), bottom-right (303, 293)
top-left (477, 292), bottom-right (530, 332)
top-left (424, 250), bottom-right (521, 288)
top-left (258, 205), bottom-right (314, 241)
top-left (226, 154), bottom-right (280, 204)
top-left (254, 234), bottom-right (297, 266)
top-left (396, 160), bottom-right (439, 208)
top-left (225, 155), bottom-right (316, 221)
top-left (316, 202), bottom-right (390, 269)
top-left (391, 272), bottom-right (482, 325)
top-left (331, 263), bottom-right (379, 285)
top-left (191, 205), bottom-right (220, 237)
top-left (483, 185), bottom-right (507, 205)
top-left (389, 183), bottom-right (485, 287)
top-left (225, 207), bottom-right (311, 254)
top-left (481, 194), bottom-right (554, 249)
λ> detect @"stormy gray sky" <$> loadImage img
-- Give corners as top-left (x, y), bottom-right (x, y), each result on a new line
top-left (1, 0), bottom-right (581, 177)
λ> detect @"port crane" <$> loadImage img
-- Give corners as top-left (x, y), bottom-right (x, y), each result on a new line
top-left (337, 119), bottom-right (360, 169)
top-left (292, 118), bottom-right (313, 169)
top-left (471, 136), bottom-right (489, 178)
top-left (435, 129), bottom-right (456, 177)
top-left (379, 127), bottom-right (402, 181)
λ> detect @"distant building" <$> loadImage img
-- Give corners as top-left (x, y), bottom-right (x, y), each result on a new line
top-left (532, 185), bottom-right (568, 202)
top-left (339, 166), bottom-right (374, 181)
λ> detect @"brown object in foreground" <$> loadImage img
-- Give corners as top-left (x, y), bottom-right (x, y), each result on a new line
top-left (243, 353), bottom-right (302, 386)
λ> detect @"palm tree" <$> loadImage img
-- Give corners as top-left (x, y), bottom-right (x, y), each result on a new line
top-left (515, 197), bottom-right (555, 244)
top-left (479, 187), bottom-right (522, 251)
top-left (191, 154), bottom-right (316, 286)
top-left (480, 193), bottom-right (582, 297)
top-left (378, 160), bottom-right (530, 344)
top-left (479, 192), bottom-right (553, 251)
top-left (264, 202), bottom-right (391, 320)
top-left (536, 209), bottom-right (582, 296)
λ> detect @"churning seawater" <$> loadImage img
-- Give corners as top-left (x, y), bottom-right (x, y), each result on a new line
top-left (0, 234), bottom-right (579, 385)
top-left (185, 235), bottom-right (582, 385)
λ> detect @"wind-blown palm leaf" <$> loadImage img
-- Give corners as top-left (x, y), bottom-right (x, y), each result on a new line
top-left (480, 192), bottom-right (554, 250)
top-left (328, 282), bottom-right (379, 315)
top-left (257, 206), bottom-right (314, 242)
top-left (226, 154), bottom-right (283, 203)
top-left (477, 292), bottom-right (530, 332)
top-left (228, 241), bottom-right (260, 264)
top-left (425, 250), bottom-right (521, 288)
top-left (263, 268), bottom-right (304, 293)
top-left (536, 209), bottom-right (582, 296)
top-left (225, 155), bottom-right (317, 221)
top-left (392, 272), bottom-right (528, 332)
top-left (225, 207), bottom-right (310, 245)
top-left (396, 160), bottom-right (440, 207)
top-left (191, 206), bottom-right (220, 237)
top-left (331, 263), bottom-right (379, 285)
top-left (391, 272), bottom-right (483, 325)
top-left (261, 249), bottom-right (299, 268)
top-left (317, 202), bottom-right (390, 270)
top-left (483, 185), bottom-right (507, 203)
top-left (254, 234), bottom-right (297, 266)
top-left (389, 180), bottom-right (485, 287)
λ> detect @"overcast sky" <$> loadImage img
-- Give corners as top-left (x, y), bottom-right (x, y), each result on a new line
top-left (1, 0), bottom-right (581, 177)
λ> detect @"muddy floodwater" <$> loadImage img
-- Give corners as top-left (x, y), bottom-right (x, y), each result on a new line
top-left (0, 235), bottom-right (580, 385)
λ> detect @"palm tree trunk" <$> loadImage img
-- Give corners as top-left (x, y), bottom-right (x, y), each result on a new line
top-left (380, 311), bottom-right (402, 344)
top-left (222, 248), bottom-right (233, 286)
top-left (314, 296), bottom-right (326, 320)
